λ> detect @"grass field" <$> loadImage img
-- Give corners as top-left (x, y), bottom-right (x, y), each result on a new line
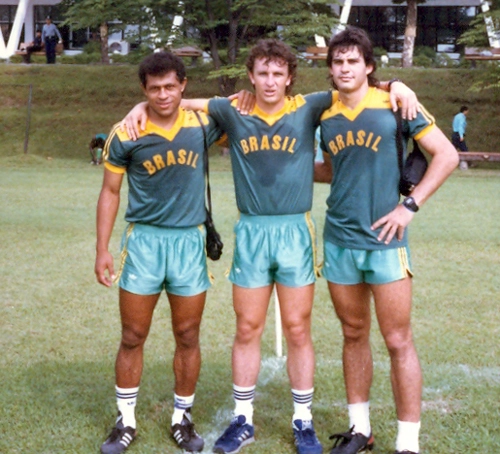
top-left (0, 154), bottom-right (499, 453)
top-left (1, 63), bottom-right (500, 160)
top-left (0, 63), bottom-right (499, 453)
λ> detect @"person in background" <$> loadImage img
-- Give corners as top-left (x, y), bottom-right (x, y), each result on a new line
top-left (451, 105), bottom-right (469, 152)
top-left (24, 30), bottom-right (43, 64)
top-left (41, 16), bottom-right (62, 64)
top-left (451, 105), bottom-right (469, 169)
top-left (89, 133), bottom-right (108, 165)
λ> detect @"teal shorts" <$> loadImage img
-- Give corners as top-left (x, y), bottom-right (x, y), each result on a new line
top-left (322, 242), bottom-right (413, 285)
top-left (116, 223), bottom-right (211, 296)
top-left (229, 213), bottom-right (319, 288)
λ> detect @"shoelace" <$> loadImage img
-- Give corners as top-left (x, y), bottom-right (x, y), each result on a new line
top-left (108, 426), bottom-right (132, 443)
top-left (220, 419), bottom-right (244, 440)
top-left (329, 425), bottom-right (357, 447)
top-left (298, 428), bottom-right (319, 445)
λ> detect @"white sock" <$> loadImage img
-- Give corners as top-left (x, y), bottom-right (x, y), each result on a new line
top-left (116, 386), bottom-right (139, 429)
top-left (348, 402), bottom-right (371, 437)
top-left (395, 420), bottom-right (421, 453)
top-left (172, 393), bottom-right (195, 425)
top-left (291, 388), bottom-right (314, 421)
top-left (233, 384), bottom-right (255, 425)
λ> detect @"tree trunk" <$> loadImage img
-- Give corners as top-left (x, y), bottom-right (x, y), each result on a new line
top-left (100, 22), bottom-right (109, 65)
top-left (401, 0), bottom-right (417, 68)
top-left (217, 75), bottom-right (238, 97)
top-left (204, 0), bottom-right (239, 96)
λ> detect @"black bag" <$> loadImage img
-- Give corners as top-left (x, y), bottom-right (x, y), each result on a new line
top-left (194, 111), bottom-right (224, 260)
top-left (395, 110), bottom-right (428, 196)
top-left (205, 210), bottom-right (224, 261)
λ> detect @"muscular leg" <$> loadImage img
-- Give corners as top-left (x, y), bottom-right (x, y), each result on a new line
top-left (115, 289), bottom-right (160, 388)
top-left (276, 283), bottom-right (315, 390)
top-left (371, 278), bottom-right (421, 422)
top-left (168, 291), bottom-right (206, 396)
top-left (232, 284), bottom-right (273, 386)
top-left (328, 282), bottom-right (373, 404)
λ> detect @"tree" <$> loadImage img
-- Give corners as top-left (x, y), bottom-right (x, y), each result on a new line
top-left (458, 0), bottom-right (500, 49)
top-left (458, 0), bottom-right (500, 91)
top-left (392, 0), bottom-right (427, 68)
top-left (61, 0), bottom-right (147, 64)
top-left (138, 0), bottom-right (337, 95)
top-left (62, 0), bottom-right (337, 92)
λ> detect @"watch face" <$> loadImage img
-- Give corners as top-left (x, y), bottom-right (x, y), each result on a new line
top-left (403, 197), bottom-right (418, 212)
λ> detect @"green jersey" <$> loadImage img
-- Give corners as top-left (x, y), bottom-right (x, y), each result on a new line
top-left (207, 92), bottom-right (333, 215)
top-left (104, 109), bottom-right (221, 228)
top-left (320, 87), bottom-right (435, 250)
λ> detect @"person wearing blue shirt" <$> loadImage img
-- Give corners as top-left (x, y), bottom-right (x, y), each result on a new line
top-left (41, 16), bottom-right (62, 64)
top-left (451, 105), bottom-right (469, 152)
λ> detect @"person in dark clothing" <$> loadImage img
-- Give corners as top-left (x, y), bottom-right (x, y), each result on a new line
top-left (24, 30), bottom-right (43, 64)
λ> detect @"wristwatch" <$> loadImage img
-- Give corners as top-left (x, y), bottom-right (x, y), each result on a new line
top-left (402, 196), bottom-right (419, 213)
top-left (388, 78), bottom-right (403, 89)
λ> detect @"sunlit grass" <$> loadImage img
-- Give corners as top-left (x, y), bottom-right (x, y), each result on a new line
top-left (0, 158), bottom-right (499, 453)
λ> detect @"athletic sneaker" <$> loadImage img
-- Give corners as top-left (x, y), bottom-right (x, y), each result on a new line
top-left (292, 419), bottom-right (323, 454)
top-left (100, 417), bottom-right (136, 454)
top-left (213, 415), bottom-right (255, 454)
top-left (329, 426), bottom-right (374, 454)
top-left (171, 410), bottom-right (204, 452)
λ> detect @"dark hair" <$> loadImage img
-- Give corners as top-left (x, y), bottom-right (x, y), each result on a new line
top-left (246, 39), bottom-right (297, 95)
top-left (138, 51), bottom-right (186, 88)
top-left (460, 105), bottom-right (469, 113)
top-left (89, 136), bottom-right (105, 150)
top-left (327, 26), bottom-right (378, 88)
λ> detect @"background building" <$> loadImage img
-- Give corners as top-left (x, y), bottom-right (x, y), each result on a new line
top-left (0, 0), bottom-right (484, 59)
top-left (337, 0), bottom-right (482, 53)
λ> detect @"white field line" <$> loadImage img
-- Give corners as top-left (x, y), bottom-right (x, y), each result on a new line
top-left (198, 358), bottom-right (500, 452)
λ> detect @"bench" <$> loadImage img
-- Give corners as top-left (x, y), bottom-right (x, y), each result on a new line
top-left (457, 151), bottom-right (500, 169)
top-left (305, 46), bottom-right (328, 66)
top-left (464, 47), bottom-right (500, 67)
top-left (171, 46), bottom-right (203, 66)
top-left (15, 42), bottom-right (63, 60)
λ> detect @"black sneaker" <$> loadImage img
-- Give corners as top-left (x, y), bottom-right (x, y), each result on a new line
top-left (171, 410), bottom-right (205, 452)
top-left (329, 426), bottom-right (374, 454)
top-left (100, 417), bottom-right (136, 454)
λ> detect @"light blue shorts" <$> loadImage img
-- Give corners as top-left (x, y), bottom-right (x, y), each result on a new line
top-left (229, 213), bottom-right (319, 288)
top-left (116, 223), bottom-right (210, 296)
top-left (322, 242), bottom-right (413, 285)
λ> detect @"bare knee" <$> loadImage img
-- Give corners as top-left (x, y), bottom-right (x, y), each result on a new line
top-left (120, 325), bottom-right (149, 351)
top-left (235, 317), bottom-right (264, 345)
top-left (384, 329), bottom-right (414, 357)
top-left (283, 319), bottom-right (310, 348)
top-left (340, 317), bottom-right (369, 343)
top-left (173, 321), bottom-right (201, 350)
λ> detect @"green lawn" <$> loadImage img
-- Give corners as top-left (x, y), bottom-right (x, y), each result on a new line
top-left (0, 155), bottom-right (499, 453)
top-left (1, 62), bottom-right (499, 453)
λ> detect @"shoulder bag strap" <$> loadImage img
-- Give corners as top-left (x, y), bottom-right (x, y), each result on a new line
top-left (394, 108), bottom-right (404, 178)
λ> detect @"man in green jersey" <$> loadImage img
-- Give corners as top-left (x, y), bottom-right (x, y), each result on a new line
top-left (95, 51), bottom-right (222, 454)
top-left (315, 27), bottom-right (458, 454)
top-left (122, 39), bottom-right (418, 454)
